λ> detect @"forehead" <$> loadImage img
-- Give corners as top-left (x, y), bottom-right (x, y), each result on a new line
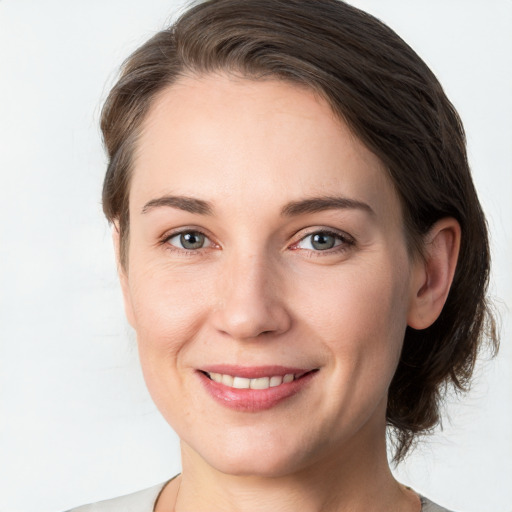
top-left (130, 74), bottom-right (401, 222)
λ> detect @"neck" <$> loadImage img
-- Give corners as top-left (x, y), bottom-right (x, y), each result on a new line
top-left (171, 421), bottom-right (418, 512)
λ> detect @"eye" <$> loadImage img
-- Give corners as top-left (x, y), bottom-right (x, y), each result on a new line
top-left (294, 230), bottom-right (353, 251)
top-left (166, 230), bottom-right (212, 250)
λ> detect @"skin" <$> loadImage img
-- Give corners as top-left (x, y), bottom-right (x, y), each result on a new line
top-left (115, 74), bottom-right (460, 511)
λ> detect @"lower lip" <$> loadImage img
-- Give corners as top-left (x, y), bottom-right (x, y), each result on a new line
top-left (197, 371), bottom-right (317, 412)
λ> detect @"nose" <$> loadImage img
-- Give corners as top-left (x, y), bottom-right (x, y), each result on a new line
top-left (211, 251), bottom-right (292, 340)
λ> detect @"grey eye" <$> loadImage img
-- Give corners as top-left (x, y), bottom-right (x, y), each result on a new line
top-left (311, 233), bottom-right (336, 250)
top-left (296, 231), bottom-right (345, 251)
top-left (181, 232), bottom-right (205, 249)
top-left (168, 231), bottom-right (211, 250)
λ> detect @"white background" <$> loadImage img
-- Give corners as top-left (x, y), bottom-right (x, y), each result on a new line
top-left (0, 1), bottom-right (511, 511)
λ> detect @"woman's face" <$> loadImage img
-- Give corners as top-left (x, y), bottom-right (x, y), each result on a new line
top-left (119, 75), bottom-right (423, 476)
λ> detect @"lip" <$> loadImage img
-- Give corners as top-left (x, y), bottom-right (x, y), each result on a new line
top-left (197, 365), bottom-right (318, 412)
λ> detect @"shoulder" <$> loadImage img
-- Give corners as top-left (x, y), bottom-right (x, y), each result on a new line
top-left (65, 481), bottom-right (168, 512)
top-left (421, 495), bottom-right (456, 512)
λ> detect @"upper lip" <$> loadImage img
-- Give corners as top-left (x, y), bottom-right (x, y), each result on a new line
top-left (198, 365), bottom-right (316, 379)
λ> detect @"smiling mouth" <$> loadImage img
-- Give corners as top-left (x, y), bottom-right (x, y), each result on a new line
top-left (198, 367), bottom-right (319, 411)
top-left (201, 370), bottom-right (316, 390)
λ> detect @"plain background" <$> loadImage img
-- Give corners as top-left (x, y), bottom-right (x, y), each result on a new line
top-left (0, 1), bottom-right (511, 511)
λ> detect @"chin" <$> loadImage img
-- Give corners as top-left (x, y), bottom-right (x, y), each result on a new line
top-left (187, 428), bottom-right (320, 479)
top-left (209, 451), bottom-right (305, 479)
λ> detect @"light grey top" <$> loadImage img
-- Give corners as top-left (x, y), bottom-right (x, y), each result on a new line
top-left (66, 480), bottom-right (454, 512)
top-left (66, 482), bottom-right (167, 512)
top-left (421, 495), bottom-right (454, 512)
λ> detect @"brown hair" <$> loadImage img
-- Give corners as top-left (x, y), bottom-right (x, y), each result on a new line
top-left (100, 0), bottom-right (498, 461)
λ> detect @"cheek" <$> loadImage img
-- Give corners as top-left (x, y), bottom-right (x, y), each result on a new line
top-left (127, 261), bottom-right (211, 360)
top-left (126, 263), bottom-right (213, 424)
top-left (293, 259), bottom-right (411, 435)
top-left (297, 256), bottom-right (411, 379)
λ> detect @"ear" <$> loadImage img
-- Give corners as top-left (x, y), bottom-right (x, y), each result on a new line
top-left (407, 218), bottom-right (461, 330)
top-left (112, 223), bottom-right (136, 328)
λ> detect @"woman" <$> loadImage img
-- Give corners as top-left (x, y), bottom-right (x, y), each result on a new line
top-left (69, 0), bottom-right (497, 510)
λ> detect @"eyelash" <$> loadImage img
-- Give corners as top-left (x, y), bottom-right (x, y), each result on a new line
top-left (160, 228), bottom-right (355, 256)
top-left (160, 228), bottom-right (217, 256)
top-left (290, 229), bottom-right (355, 256)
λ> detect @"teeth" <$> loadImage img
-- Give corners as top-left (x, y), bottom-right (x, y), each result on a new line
top-left (207, 372), bottom-right (297, 389)
top-left (269, 376), bottom-right (283, 387)
top-left (221, 374), bottom-right (234, 386)
top-left (250, 377), bottom-right (269, 389)
top-left (232, 377), bottom-right (251, 389)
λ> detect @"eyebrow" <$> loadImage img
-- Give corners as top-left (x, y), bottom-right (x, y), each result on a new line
top-left (281, 196), bottom-right (375, 217)
top-left (141, 195), bottom-right (214, 215)
top-left (140, 194), bottom-right (374, 217)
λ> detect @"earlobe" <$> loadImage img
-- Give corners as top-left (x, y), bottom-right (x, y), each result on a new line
top-left (112, 223), bottom-right (136, 328)
top-left (407, 218), bottom-right (461, 330)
